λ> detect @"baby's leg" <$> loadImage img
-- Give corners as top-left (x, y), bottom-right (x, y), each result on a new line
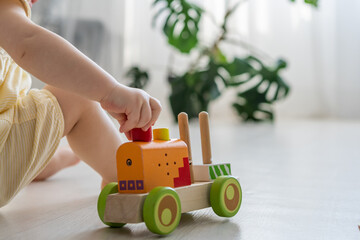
top-left (33, 146), bottom-right (80, 181)
top-left (44, 85), bottom-right (122, 184)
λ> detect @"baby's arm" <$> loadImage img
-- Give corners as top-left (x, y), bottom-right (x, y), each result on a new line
top-left (0, 0), bottom-right (161, 133)
top-left (0, 0), bottom-right (115, 102)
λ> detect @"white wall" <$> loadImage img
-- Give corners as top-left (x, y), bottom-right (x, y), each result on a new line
top-left (335, 0), bottom-right (360, 118)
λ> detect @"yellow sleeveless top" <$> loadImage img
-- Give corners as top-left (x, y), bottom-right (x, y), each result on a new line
top-left (0, 0), bottom-right (64, 207)
top-left (0, 0), bottom-right (31, 114)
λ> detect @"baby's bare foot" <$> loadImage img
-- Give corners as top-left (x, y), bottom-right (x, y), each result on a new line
top-left (33, 146), bottom-right (80, 181)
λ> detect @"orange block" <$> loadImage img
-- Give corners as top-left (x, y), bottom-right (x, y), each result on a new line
top-left (116, 139), bottom-right (191, 193)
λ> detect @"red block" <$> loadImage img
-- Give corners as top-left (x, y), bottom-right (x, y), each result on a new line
top-left (131, 127), bottom-right (152, 142)
top-left (173, 157), bottom-right (191, 188)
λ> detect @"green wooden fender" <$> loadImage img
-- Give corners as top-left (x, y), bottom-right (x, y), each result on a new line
top-left (97, 182), bottom-right (126, 228)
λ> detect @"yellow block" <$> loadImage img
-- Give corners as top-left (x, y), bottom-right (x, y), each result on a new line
top-left (153, 128), bottom-right (170, 141)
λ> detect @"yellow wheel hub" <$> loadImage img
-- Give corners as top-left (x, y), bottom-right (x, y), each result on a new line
top-left (161, 208), bottom-right (172, 225)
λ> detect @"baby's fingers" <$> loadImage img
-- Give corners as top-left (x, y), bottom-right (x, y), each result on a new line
top-left (119, 110), bottom-right (140, 133)
top-left (107, 111), bottom-right (126, 124)
top-left (142, 97), bottom-right (162, 131)
top-left (139, 103), bottom-right (152, 131)
top-left (118, 125), bottom-right (132, 140)
top-left (124, 130), bottom-right (132, 140)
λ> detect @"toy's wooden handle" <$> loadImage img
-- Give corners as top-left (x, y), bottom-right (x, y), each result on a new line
top-left (178, 112), bottom-right (194, 183)
top-left (199, 111), bottom-right (212, 164)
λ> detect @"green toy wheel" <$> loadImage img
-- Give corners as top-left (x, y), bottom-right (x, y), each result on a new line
top-left (210, 176), bottom-right (242, 217)
top-left (143, 187), bottom-right (181, 235)
top-left (97, 182), bottom-right (126, 228)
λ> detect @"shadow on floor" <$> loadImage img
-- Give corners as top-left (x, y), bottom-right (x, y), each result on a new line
top-left (71, 211), bottom-right (241, 240)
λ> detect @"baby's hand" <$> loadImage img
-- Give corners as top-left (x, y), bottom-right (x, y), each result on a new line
top-left (100, 84), bottom-right (162, 139)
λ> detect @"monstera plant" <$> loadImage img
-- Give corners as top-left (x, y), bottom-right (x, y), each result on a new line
top-left (127, 0), bottom-right (317, 122)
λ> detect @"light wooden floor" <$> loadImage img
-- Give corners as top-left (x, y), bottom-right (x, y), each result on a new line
top-left (1, 120), bottom-right (360, 240)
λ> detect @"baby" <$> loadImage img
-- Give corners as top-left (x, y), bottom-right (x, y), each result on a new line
top-left (0, 0), bottom-right (162, 207)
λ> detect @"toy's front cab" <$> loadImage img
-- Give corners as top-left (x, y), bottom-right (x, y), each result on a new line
top-left (116, 132), bottom-right (191, 194)
top-left (116, 143), bottom-right (145, 193)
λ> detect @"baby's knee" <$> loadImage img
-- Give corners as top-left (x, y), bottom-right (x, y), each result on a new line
top-left (45, 85), bottom-right (100, 136)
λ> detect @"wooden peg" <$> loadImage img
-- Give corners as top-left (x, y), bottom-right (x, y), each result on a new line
top-left (199, 111), bottom-right (212, 164)
top-left (178, 112), bottom-right (194, 183)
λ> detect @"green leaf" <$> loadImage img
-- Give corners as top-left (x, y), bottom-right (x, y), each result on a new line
top-left (125, 66), bottom-right (150, 89)
top-left (246, 56), bottom-right (290, 102)
top-left (228, 56), bottom-right (290, 122)
top-left (289, 0), bottom-right (318, 7)
top-left (233, 86), bottom-right (273, 122)
top-left (168, 59), bottom-right (224, 121)
top-left (224, 58), bottom-right (255, 76)
top-left (168, 74), bottom-right (200, 120)
top-left (221, 57), bottom-right (257, 87)
top-left (304, 0), bottom-right (318, 7)
top-left (153, 0), bottom-right (203, 53)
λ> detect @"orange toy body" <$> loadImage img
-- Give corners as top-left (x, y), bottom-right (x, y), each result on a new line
top-left (116, 138), bottom-right (191, 193)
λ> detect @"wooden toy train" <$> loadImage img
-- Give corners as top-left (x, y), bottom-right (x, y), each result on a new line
top-left (97, 111), bottom-right (242, 235)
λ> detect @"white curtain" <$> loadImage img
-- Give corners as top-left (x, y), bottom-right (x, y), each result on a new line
top-left (31, 0), bottom-right (360, 123)
top-left (31, 0), bottom-right (126, 85)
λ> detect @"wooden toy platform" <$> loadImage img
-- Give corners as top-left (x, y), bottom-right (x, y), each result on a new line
top-left (104, 181), bottom-right (213, 223)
